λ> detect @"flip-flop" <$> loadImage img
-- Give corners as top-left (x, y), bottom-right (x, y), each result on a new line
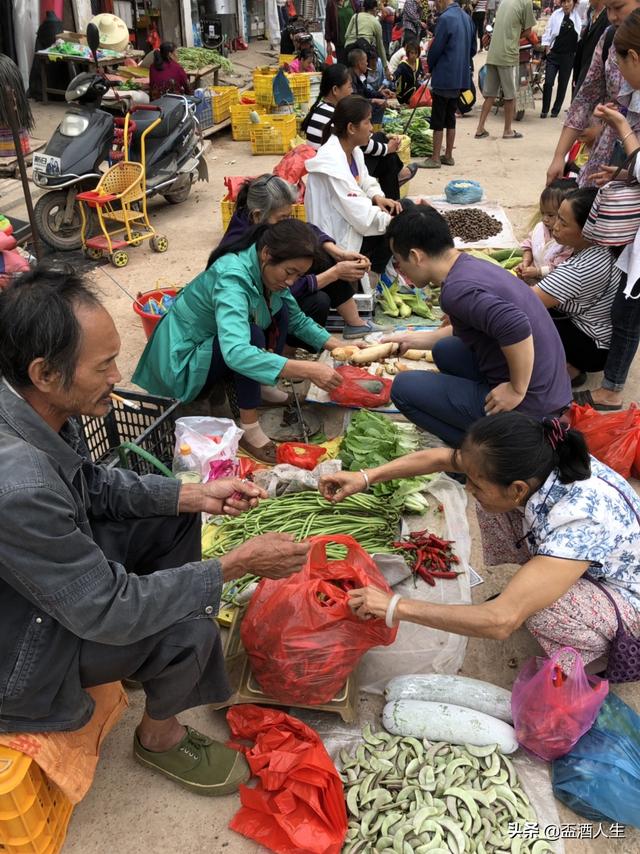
top-left (398, 162), bottom-right (419, 185)
top-left (571, 372), bottom-right (587, 388)
top-left (474, 130), bottom-right (489, 139)
top-left (502, 131), bottom-right (523, 139)
top-left (573, 389), bottom-right (623, 411)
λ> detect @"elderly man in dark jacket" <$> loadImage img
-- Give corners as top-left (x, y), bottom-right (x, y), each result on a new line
top-left (422, 0), bottom-right (476, 167)
top-left (0, 266), bottom-right (309, 796)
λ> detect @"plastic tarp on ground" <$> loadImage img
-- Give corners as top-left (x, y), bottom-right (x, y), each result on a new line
top-left (359, 474), bottom-right (471, 693)
top-left (415, 196), bottom-right (519, 249)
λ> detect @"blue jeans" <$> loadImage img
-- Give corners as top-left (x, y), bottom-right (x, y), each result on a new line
top-left (602, 274), bottom-right (640, 392)
top-left (205, 306), bottom-right (288, 409)
top-left (390, 336), bottom-right (491, 447)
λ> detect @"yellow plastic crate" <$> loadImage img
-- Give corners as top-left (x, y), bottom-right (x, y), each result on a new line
top-left (230, 104), bottom-right (267, 141)
top-left (250, 114), bottom-right (297, 155)
top-left (220, 195), bottom-right (306, 229)
top-left (286, 73), bottom-right (311, 106)
top-left (253, 67), bottom-right (278, 107)
top-left (278, 53), bottom-right (295, 66)
top-left (0, 747), bottom-right (73, 854)
top-left (209, 85), bottom-right (240, 123)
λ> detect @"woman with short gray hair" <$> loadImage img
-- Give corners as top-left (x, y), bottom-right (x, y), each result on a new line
top-left (219, 174), bottom-right (383, 339)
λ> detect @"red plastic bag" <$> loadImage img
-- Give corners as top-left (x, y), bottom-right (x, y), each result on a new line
top-left (511, 647), bottom-right (608, 761)
top-left (328, 366), bottom-right (392, 408)
top-left (223, 175), bottom-right (258, 202)
top-left (227, 704), bottom-right (347, 854)
top-left (409, 86), bottom-right (432, 108)
top-left (570, 402), bottom-right (640, 479)
top-left (273, 144), bottom-right (317, 184)
top-left (241, 535), bottom-right (398, 704)
top-left (276, 442), bottom-right (326, 470)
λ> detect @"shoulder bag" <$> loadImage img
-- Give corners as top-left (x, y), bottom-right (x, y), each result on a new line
top-left (582, 146), bottom-right (640, 247)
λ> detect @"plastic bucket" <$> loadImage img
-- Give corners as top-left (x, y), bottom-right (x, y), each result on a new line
top-left (133, 288), bottom-right (177, 339)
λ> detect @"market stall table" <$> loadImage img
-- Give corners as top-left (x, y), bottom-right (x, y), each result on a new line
top-left (36, 49), bottom-right (145, 104)
top-left (186, 64), bottom-right (220, 88)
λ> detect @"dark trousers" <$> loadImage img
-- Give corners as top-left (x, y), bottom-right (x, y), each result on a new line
top-left (551, 311), bottom-right (608, 373)
top-left (603, 273), bottom-right (640, 391)
top-left (390, 335), bottom-right (491, 446)
top-left (204, 307), bottom-right (289, 409)
top-left (542, 53), bottom-right (575, 116)
top-left (472, 11), bottom-right (485, 51)
top-left (294, 280), bottom-right (354, 346)
top-left (364, 132), bottom-right (404, 200)
top-left (360, 234), bottom-right (392, 274)
top-left (82, 514), bottom-right (230, 720)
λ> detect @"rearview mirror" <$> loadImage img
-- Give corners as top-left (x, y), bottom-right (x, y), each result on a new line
top-left (87, 22), bottom-right (100, 58)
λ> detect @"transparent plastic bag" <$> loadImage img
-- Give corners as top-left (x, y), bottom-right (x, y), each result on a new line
top-left (173, 416), bottom-right (243, 482)
top-left (512, 647), bottom-right (608, 761)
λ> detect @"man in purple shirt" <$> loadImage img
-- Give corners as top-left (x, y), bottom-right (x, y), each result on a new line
top-left (384, 207), bottom-right (571, 445)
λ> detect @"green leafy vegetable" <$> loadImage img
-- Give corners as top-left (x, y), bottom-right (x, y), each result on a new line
top-left (384, 107), bottom-right (433, 157)
top-left (176, 47), bottom-right (234, 74)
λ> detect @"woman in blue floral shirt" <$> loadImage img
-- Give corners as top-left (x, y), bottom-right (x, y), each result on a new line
top-left (319, 412), bottom-right (640, 666)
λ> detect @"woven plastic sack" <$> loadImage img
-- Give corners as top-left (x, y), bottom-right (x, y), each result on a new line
top-left (444, 179), bottom-right (483, 204)
top-left (570, 402), bottom-right (640, 479)
top-left (241, 534), bottom-right (398, 704)
top-left (273, 144), bottom-right (317, 184)
top-left (511, 647), bottom-right (608, 761)
top-left (552, 693), bottom-right (640, 827)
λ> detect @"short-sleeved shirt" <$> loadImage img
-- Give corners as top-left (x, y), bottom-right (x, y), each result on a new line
top-left (487, 0), bottom-right (536, 66)
top-left (537, 246), bottom-right (620, 349)
top-left (525, 458), bottom-right (640, 611)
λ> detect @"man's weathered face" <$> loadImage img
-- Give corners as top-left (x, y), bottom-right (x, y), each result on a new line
top-left (52, 304), bottom-right (122, 418)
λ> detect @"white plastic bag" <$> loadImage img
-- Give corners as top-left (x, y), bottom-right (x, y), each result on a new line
top-left (253, 459), bottom-right (342, 497)
top-left (173, 417), bottom-right (243, 482)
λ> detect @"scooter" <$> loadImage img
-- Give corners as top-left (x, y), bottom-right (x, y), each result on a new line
top-left (32, 26), bottom-right (208, 251)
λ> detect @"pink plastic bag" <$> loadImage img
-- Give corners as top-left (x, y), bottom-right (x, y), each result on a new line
top-left (511, 647), bottom-right (608, 761)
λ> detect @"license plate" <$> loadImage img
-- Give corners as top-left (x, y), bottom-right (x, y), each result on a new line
top-left (32, 153), bottom-right (62, 176)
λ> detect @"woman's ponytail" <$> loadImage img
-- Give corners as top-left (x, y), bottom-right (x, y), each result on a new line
top-left (553, 427), bottom-right (591, 484)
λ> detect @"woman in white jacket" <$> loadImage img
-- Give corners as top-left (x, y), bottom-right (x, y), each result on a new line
top-left (305, 95), bottom-right (403, 278)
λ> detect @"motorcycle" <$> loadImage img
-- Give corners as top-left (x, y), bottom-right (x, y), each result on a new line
top-left (32, 31), bottom-right (208, 251)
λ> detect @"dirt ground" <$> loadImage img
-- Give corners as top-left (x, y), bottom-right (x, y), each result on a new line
top-left (2, 42), bottom-right (640, 854)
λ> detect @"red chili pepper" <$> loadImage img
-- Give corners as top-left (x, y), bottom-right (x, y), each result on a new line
top-left (409, 530), bottom-right (428, 541)
top-left (430, 570), bottom-right (460, 579)
top-left (416, 566), bottom-right (436, 586)
top-left (393, 542), bottom-right (418, 551)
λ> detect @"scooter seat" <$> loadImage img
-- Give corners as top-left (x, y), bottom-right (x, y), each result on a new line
top-left (132, 97), bottom-right (185, 139)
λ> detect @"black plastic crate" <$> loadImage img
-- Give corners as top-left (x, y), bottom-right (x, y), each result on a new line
top-left (79, 390), bottom-right (179, 475)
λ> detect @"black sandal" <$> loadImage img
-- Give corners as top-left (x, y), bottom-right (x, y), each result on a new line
top-left (573, 389), bottom-right (622, 411)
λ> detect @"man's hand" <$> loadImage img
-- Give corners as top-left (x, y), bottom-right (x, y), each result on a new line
top-left (485, 382), bottom-right (525, 415)
top-left (348, 586), bottom-right (394, 621)
top-left (319, 470), bottom-right (368, 502)
top-left (387, 135), bottom-right (401, 153)
top-left (220, 533), bottom-right (311, 580)
top-left (178, 477), bottom-right (266, 516)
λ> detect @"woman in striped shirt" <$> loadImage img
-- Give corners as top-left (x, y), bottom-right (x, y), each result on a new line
top-left (300, 63), bottom-right (418, 198)
top-left (532, 187), bottom-right (621, 385)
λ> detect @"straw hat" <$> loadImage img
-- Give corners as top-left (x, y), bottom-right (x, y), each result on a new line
top-left (89, 13), bottom-right (130, 53)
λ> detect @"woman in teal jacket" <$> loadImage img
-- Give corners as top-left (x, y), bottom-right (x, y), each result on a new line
top-left (133, 220), bottom-right (345, 462)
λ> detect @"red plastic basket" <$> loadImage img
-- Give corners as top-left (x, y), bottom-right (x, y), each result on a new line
top-left (132, 288), bottom-right (177, 339)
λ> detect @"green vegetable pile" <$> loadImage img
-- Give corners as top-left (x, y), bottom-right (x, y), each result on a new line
top-left (340, 725), bottom-right (553, 854)
top-left (203, 490), bottom-right (402, 559)
top-left (379, 280), bottom-right (436, 321)
top-left (384, 108), bottom-right (433, 157)
top-left (176, 47), bottom-right (234, 74)
top-left (339, 411), bottom-right (432, 513)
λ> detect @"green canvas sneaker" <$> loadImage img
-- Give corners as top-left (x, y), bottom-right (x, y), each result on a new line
top-left (133, 726), bottom-right (250, 796)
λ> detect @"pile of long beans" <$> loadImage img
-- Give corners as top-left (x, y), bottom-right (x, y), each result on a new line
top-left (202, 491), bottom-right (402, 559)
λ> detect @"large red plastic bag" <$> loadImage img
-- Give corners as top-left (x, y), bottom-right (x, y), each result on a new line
top-left (570, 402), bottom-right (640, 479)
top-left (328, 366), bottom-right (392, 408)
top-left (223, 175), bottom-right (257, 201)
top-left (273, 144), bottom-right (317, 184)
top-left (276, 442), bottom-right (327, 470)
top-left (511, 647), bottom-right (608, 761)
top-left (241, 534), bottom-right (398, 704)
top-left (227, 704), bottom-right (347, 854)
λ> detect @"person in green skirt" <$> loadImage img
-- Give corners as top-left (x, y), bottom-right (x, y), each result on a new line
top-left (133, 220), bottom-right (349, 463)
